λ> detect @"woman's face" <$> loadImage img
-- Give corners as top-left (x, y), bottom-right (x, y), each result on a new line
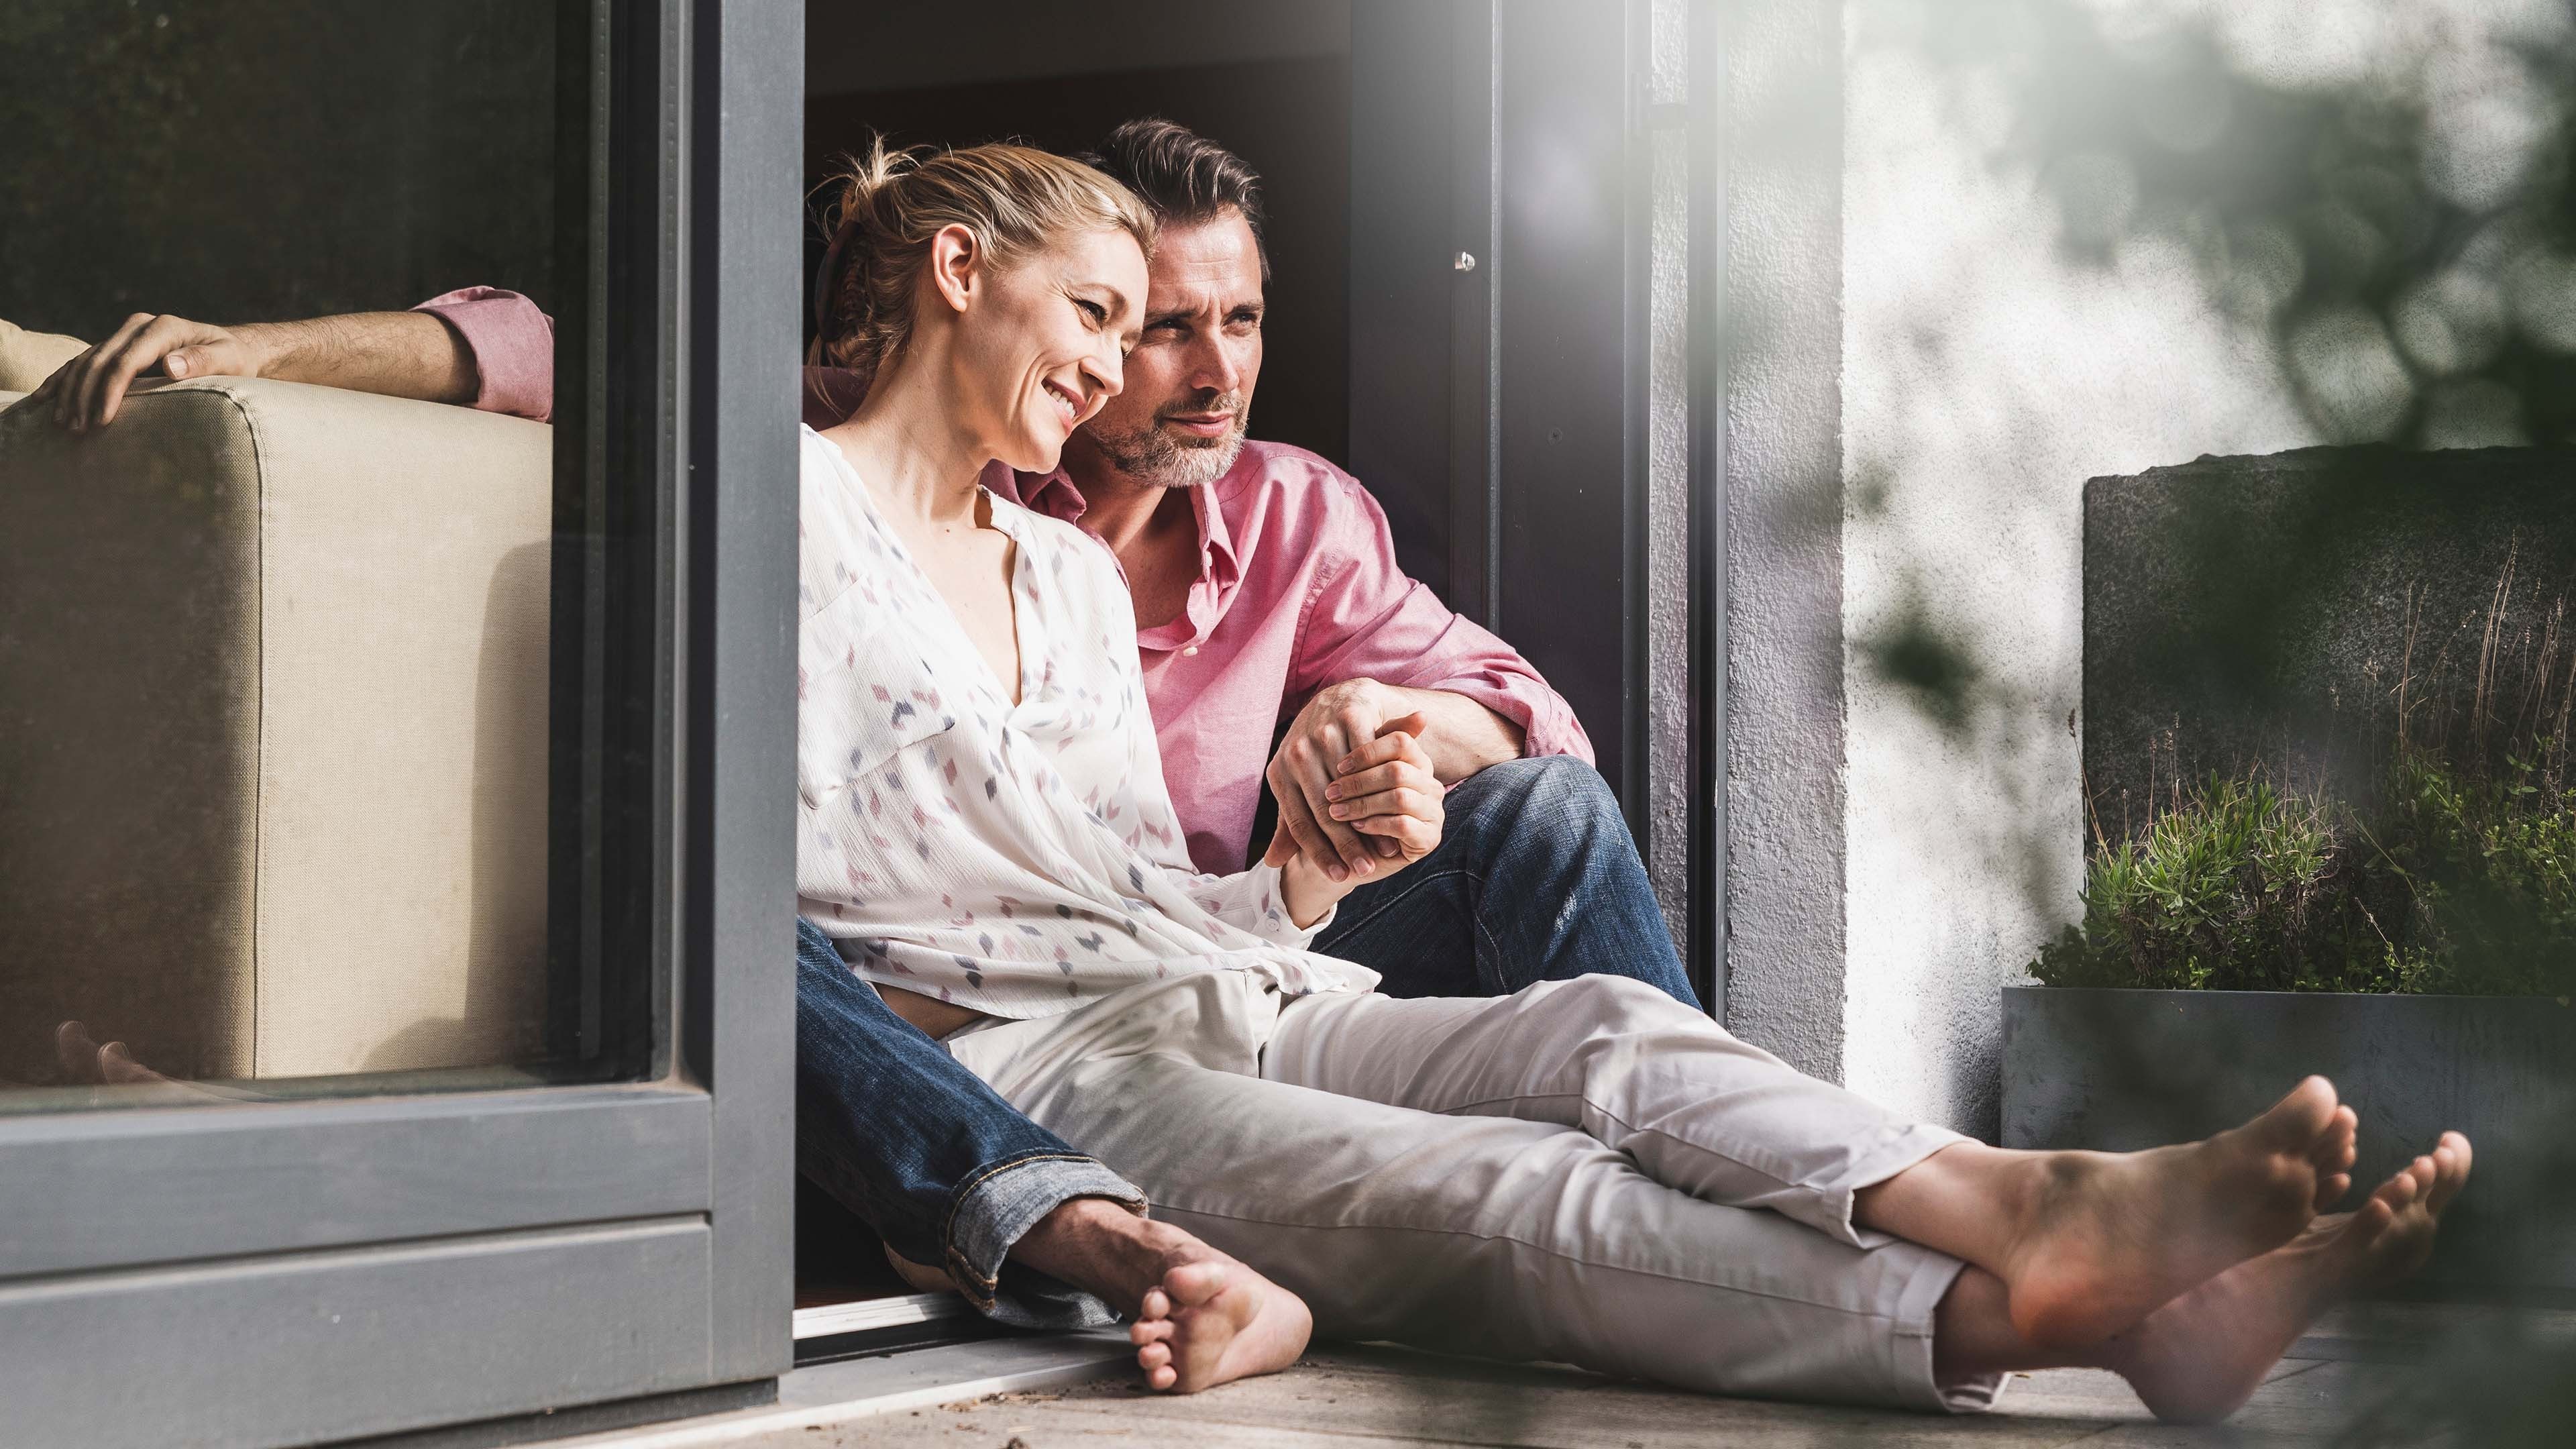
top-left (949, 224), bottom-right (1147, 474)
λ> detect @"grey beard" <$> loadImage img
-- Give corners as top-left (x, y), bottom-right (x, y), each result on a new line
top-left (1088, 409), bottom-right (1250, 490)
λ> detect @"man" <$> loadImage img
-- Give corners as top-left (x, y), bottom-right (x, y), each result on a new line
top-left (29, 119), bottom-right (1693, 1344)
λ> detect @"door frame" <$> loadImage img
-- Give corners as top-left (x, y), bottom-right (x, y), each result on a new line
top-left (0, 1), bottom-right (800, 1443)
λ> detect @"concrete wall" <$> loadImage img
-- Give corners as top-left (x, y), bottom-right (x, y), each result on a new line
top-left (1837, 1), bottom-right (2318, 1132)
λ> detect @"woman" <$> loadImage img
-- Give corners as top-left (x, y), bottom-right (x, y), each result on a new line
top-left (798, 140), bottom-right (2471, 1421)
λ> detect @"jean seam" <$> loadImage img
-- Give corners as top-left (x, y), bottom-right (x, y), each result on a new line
top-left (1316, 867), bottom-right (1481, 943)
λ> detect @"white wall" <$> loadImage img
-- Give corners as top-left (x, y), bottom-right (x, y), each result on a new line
top-left (1831, 0), bottom-right (2565, 1132)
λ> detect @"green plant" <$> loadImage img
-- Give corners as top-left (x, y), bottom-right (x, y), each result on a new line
top-left (2034, 749), bottom-right (2576, 996)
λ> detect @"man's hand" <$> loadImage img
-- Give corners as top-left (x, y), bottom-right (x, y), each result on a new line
top-left (27, 309), bottom-right (478, 432)
top-left (31, 313), bottom-right (274, 431)
top-left (1276, 713), bottom-right (1445, 926)
top-left (1263, 678), bottom-right (1405, 881)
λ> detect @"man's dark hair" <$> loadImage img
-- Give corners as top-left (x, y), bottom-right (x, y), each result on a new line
top-left (1082, 118), bottom-right (1269, 280)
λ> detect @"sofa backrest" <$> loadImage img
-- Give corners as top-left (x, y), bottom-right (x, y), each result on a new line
top-left (0, 319), bottom-right (87, 393)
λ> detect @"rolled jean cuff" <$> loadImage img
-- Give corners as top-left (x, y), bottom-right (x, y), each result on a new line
top-left (945, 1152), bottom-right (1148, 1330)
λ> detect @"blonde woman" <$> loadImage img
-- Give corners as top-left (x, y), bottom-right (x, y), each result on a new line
top-left (798, 140), bottom-right (2469, 1421)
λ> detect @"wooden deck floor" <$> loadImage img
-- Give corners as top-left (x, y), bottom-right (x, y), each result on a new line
top-left (572, 1302), bottom-right (2569, 1449)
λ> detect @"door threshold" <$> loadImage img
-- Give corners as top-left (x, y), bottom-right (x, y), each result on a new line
top-left (791, 1290), bottom-right (994, 1365)
top-left (537, 1331), bottom-right (1135, 1448)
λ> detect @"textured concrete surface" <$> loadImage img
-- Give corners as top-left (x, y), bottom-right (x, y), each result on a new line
top-left (2083, 445), bottom-right (2576, 816)
top-left (1835, 2), bottom-right (2320, 1136)
top-left (1720, 0), bottom-right (1851, 1084)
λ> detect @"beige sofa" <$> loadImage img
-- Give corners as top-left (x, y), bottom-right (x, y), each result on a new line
top-left (0, 317), bottom-right (555, 1083)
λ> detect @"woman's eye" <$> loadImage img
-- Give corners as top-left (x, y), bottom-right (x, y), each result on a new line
top-left (1077, 299), bottom-right (1107, 325)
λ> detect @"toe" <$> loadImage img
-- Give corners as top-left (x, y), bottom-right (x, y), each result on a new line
top-left (2314, 1173), bottom-right (2351, 1212)
top-left (1130, 1318), bottom-right (1175, 1346)
top-left (1138, 1288), bottom-right (1171, 1321)
top-left (2427, 1136), bottom-right (2472, 1214)
top-left (2256, 1076), bottom-right (2340, 1150)
top-left (1137, 1342), bottom-right (1172, 1373)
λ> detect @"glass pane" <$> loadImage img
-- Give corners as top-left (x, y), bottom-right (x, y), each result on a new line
top-left (0, 3), bottom-right (647, 1108)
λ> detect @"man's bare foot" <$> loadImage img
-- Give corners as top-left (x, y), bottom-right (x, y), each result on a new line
top-left (2105, 1133), bottom-right (2471, 1424)
top-left (1126, 1254), bottom-right (1313, 1393)
top-left (56, 1020), bottom-right (182, 1085)
top-left (2002, 1076), bottom-right (2350, 1346)
top-left (1007, 1197), bottom-right (1311, 1393)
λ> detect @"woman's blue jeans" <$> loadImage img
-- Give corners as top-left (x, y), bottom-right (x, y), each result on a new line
top-left (794, 754), bottom-right (1693, 1326)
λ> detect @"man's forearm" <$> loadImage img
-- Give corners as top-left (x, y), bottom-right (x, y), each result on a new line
top-left (1385, 685), bottom-right (1525, 784)
top-left (237, 311), bottom-right (478, 405)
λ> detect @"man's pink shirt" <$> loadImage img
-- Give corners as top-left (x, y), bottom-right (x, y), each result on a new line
top-left (419, 287), bottom-right (1593, 873)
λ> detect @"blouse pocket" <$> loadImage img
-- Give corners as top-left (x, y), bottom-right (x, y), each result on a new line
top-left (798, 585), bottom-right (962, 805)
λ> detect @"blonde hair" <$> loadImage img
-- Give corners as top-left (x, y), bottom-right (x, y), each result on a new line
top-left (812, 138), bottom-right (1157, 397)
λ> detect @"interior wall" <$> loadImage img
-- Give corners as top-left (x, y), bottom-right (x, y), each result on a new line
top-left (805, 14), bottom-right (1352, 467)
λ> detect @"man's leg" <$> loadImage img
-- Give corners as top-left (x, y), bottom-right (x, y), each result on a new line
top-left (798, 922), bottom-right (1312, 1391)
top-left (797, 920), bottom-right (1146, 1326)
top-left (1311, 756), bottom-right (1697, 1006)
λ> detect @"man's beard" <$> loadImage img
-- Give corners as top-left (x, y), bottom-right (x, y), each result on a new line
top-left (1085, 393), bottom-right (1251, 489)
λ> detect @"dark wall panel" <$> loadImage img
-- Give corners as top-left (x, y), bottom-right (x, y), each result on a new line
top-left (0, 1), bottom-right (555, 342)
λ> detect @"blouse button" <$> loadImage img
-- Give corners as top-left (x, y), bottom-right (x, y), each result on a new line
top-left (1181, 645), bottom-right (1199, 657)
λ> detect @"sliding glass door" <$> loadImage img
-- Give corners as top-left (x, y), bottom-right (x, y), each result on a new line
top-left (0, 1), bottom-right (799, 1443)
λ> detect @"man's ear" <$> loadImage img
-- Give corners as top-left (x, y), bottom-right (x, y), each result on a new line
top-left (927, 223), bottom-right (979, 316)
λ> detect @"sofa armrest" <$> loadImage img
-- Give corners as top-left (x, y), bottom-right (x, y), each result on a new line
top-left (0, 378), bottom-right (553, 1081)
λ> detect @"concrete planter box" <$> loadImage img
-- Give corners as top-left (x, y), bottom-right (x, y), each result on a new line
top-left (2001, 985), bottom-right (2576, 1297)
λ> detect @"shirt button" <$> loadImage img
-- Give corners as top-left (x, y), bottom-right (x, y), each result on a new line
top-left (1181, 645), bottom-right (1199, 656)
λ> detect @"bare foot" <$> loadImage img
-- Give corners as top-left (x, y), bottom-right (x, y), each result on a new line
top-left (2108, 1133), bottom-right (2473, 1424)
top-left (1126, 1255), bottom-right (1313, 1393)
top-left (2004, 1076), bottom-right (2346, 1346)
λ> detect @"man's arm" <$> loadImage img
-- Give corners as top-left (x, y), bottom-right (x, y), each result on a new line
top-left (1262, 471), bottom-right (1593, 878)
top-left (30, 309), bottom-right (480, 431)
top-left (29, 287), bottom-right (559, 432)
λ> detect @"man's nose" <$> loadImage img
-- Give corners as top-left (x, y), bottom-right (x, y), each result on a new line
top-left (1192, 336), bottom-right (1244, 396)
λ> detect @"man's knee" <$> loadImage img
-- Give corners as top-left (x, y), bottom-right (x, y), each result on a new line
top-left (1449, 755), bottom-right (1615, 828)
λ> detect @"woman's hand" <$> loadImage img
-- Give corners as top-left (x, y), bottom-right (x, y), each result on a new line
top-left (1278, 713), bottom-right (1445, 926)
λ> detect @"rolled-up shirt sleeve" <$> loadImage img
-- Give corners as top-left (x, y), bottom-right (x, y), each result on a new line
top-left (1289, 477), bottom-right (1595, 765)
top-left (412, 287), bottom-right (555, 422)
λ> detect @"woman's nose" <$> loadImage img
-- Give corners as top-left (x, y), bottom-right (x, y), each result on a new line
top-left (1083, 346), bottom-right (1122, 400)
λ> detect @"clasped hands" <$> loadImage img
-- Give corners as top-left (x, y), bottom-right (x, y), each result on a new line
top-left (1264, 679), bottom-right (1446, 925)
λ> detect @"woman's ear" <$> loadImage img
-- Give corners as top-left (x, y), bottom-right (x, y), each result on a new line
top-left (927, 223), bottom-right (980, 315)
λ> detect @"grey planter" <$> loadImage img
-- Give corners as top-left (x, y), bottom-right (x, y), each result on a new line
top-left (2001, 986), bottom-right (2576, 1297)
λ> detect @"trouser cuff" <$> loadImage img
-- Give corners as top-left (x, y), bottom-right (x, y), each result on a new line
top-left (945, 1152), bottom-right (1148, 1330)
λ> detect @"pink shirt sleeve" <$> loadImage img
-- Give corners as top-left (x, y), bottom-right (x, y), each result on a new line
top-left (1288, 476), bottom-right (1595, 765)
top-left (413, 288), bottom-right (871, 429)
top-left (412, 287), bottom-right (555, 422)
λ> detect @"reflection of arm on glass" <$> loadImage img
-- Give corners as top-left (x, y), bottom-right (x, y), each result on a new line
top-left (20, 287), bottom-right (558, 430)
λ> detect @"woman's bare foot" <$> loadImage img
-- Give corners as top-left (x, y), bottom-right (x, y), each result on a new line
top-left (2001, 1076), bottom-right (2349, 1346)
top-left (2106, 1133), bottom-right (2472, 1425)
top-left (1126, 1254), bottom-right (1313, 1393)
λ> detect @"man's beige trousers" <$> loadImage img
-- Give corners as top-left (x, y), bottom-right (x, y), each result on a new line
top-left (947, 971), bottom-right (2004, 1411)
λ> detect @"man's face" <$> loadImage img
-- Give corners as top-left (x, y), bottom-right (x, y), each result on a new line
top-left (1071, 209), bottom-right (1265, 488)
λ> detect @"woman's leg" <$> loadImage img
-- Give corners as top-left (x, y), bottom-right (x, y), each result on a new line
top-left (1265, 976), bottom-right (2371, 1348)
top-left (947, 973), bottom-right (1994, 1411)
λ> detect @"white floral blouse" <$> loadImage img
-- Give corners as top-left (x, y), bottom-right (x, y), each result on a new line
top-left (796, 427), bottom-right (1375, 1019)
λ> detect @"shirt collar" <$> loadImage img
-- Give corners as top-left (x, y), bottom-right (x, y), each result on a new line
top-left (1006, 462), bottom-right (1244, 595)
